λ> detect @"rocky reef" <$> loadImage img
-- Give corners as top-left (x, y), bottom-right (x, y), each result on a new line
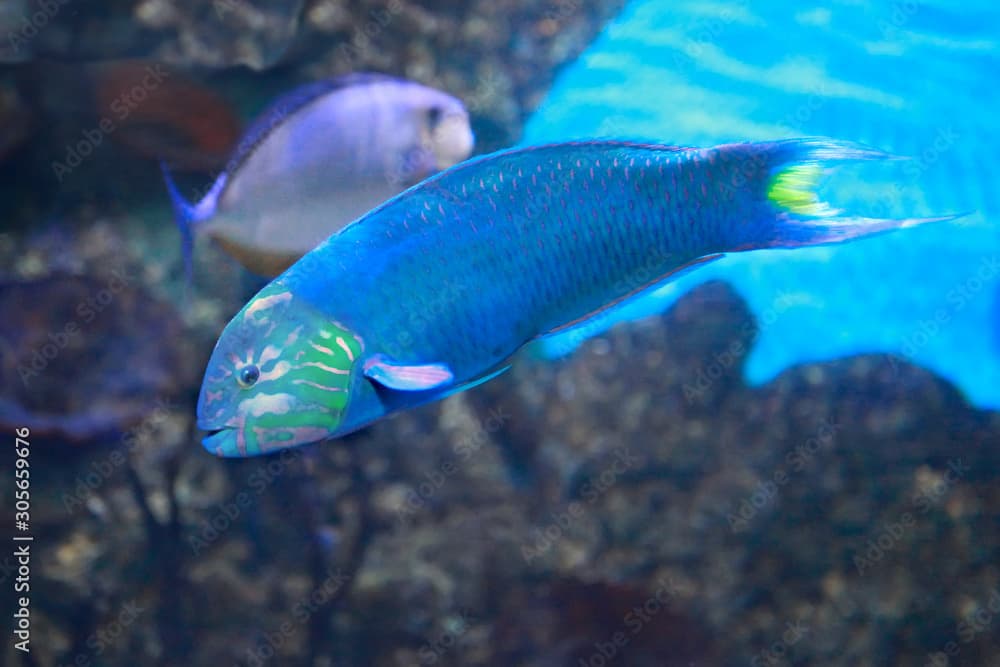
top-left (1, 0), bottom-right (625, 157)
top-left (2, 281), bottom-right (998, 666)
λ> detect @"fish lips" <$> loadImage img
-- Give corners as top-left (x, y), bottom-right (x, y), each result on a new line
top-left (199, 424), bottom-right (244, 458)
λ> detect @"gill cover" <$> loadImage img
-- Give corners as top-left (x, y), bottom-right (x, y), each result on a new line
top-left (197, 283), bottom-right (363, 456)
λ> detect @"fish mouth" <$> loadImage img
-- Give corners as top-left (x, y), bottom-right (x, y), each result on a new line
top-left (200, 426), bottom-right (243, 458)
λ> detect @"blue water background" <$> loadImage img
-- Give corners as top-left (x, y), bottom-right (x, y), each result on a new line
top-left (524, 0), bottom-right (1000, 408)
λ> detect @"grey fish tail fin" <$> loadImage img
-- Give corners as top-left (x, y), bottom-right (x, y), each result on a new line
top-left (734, 138), bottom-right (963, 250)
top-left (160, 161), bottom-right (201, 291)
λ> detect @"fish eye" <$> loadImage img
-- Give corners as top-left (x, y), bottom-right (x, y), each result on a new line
top-left (427, 106), bottom-right (443, 129)
top-left (237, 364), bottom-right (260, 388)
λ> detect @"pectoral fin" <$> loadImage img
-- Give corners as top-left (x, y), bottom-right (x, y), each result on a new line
top-left (362, 354), bottom-right (454, 391)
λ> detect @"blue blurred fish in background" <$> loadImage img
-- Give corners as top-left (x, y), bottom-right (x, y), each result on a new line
top-left (163, 73), bottom-right (474, 277)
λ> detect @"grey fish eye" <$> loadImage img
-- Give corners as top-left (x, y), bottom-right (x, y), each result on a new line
top-left (237, 365), bottom-right (260, 388)
top-left (427, 106), bottom-right (443, 129)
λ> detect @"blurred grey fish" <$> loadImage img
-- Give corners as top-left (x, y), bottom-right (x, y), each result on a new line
top-left (163, 73), bottom-right (475, 277)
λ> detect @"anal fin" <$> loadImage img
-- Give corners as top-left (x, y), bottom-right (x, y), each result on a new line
top-left (539, 253), bottom-right (725, 341)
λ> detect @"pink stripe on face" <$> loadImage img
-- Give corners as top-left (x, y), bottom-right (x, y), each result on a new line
top-left (292, 379), bottom-right (345, 392)
top-left (208, 369), bottom-right (232, 382)
top-left (244, 291), bottom-right (292, 320)
top-left (259, 361), bottom-right (292, 382)
top-left (236, 424), bottom-right (248, 456)
top-left (258, 426), bottom-right (331, 453)
top-left (258, 345), bottom-right (282, 367)
top-left (335, 337), bottom-right (356, 361)
top-left (310, 342), bottom-right (337, 356)
top-left (301, 361), bottom-right (350, 375)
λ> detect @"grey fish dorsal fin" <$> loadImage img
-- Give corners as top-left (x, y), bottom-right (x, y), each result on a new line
top-left (224, 72), bottom-right (405, 178)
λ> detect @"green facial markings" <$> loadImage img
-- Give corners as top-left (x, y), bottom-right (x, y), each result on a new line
top-left (198, 283), bottom-right (365, 457)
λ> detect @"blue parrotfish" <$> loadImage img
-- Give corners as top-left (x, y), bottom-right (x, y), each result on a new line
top-left (196, 138), bottom-right (956, 457)
top-left (163, 73), bottom-right (474, 277)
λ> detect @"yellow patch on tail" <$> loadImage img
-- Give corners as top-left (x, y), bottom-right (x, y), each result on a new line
top-left (767, 163), bottom-right (829, 216)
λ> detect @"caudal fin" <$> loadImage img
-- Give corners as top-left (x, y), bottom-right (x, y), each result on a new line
top-left (730, 138), bottom-right (964, 250)
top-left (160, 161), bottom-right (201, 291)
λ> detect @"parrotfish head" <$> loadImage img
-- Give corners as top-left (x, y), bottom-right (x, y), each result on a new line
top-left (196, 283), bottom-right (364, 457)
top-left (410, 86), bottom-right (475, 170)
